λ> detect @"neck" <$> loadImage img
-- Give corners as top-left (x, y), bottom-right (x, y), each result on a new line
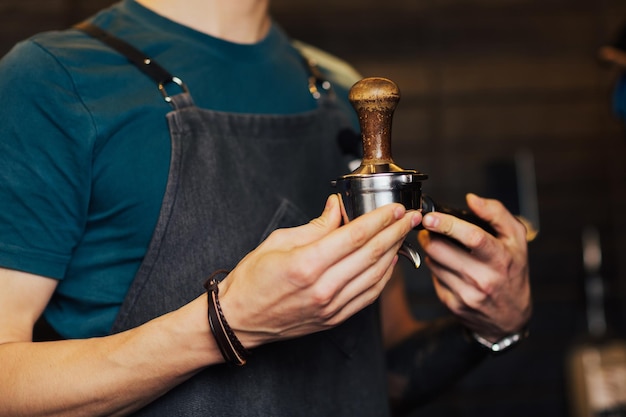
top-left (135, 0), bottom-right (271, 44)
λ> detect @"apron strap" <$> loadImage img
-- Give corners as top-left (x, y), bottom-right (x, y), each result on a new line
top-left (74, 21), bottom-right (189, 105)
top-left (76, 21), bottom-right (333, 103)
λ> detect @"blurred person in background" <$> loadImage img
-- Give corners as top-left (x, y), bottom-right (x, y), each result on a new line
top-left (599, 23), bottom-right (626, 127)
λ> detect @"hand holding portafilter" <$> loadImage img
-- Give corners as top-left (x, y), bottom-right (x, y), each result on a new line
top-left (331, 77), bottom-right (428, 268)
top-left (332, 77), bottom-right (503, 268)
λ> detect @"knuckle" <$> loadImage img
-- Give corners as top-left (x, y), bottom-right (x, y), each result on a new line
top-left (513, 219), bottom-right (528, 239)
top-left (499, 251), bottom-right (515, 271)
top-left (270, 228), bottom-right (287, 238)
top-left (486, 257), bottom-right (509, 280)
top-left (348, 224), bottom-right (370, 247)
top-left (466, 229), bottom-right (488, 250)
top-left (477, 279), bottom-right (496, 298)
top-left (321, 307), bottom-right (342, 324)
top-left (463, 289), bottom-right (489, 310)
top-left (285, 259), bottom-right (316, 287)
top-left (490, 198), bottom-right (506, 212)
top-left (265, 227), bottom-right (288, 245)
top-left (310, 285), bottom-right (334, 309)
top-left (368, 241), bottom-right (388, 264)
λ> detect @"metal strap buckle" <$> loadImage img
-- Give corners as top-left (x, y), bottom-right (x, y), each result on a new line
top-left (158, 76), bottom-right (189, 103)
top-left (304, 57), bottom-right (333, 100)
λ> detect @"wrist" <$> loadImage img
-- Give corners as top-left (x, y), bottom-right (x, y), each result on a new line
top-left (203, 270), bottom-right (250, 366)
top-left (469, 326), bottom-right (530, 354)
top-left (215, 274), bottom-right (267, 350)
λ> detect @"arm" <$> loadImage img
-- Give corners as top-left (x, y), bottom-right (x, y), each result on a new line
top-left (380, 269), bottom-right (487, 416)
top-left (0, 268), bottom-right (222, 417)
top-left (0, 196), bottom-right (421, 416)
top-left (380, 193), bottom-right (531, 415)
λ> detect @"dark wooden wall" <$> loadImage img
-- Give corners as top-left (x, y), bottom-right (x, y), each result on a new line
top-left (2, 1), bottom-right (626, 416)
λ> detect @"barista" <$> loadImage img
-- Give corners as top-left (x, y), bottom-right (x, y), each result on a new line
top-left (0, 0), bottom-right (532, 415)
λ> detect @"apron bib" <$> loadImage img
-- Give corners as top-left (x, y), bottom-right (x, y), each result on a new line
top-left (80, 23), bottom-right (390, 416)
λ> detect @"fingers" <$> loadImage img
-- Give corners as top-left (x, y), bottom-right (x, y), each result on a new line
top-left (274, 201), bottom-right (419, 325)
top-left (321, 255), bottom-right (399, 327)
top-left (303, 205), bottom-right (419, 321)
top-left (315, 233), bottom-right (404, 314)
top-left (426, 256), bottom-right (489, 310)
top-left (420, 211), bottom-right (497, 264)
top-left (420, 194), bottom-right (526, 262)
top-left (465, 193), bottom-right (526, 243)
top-left (302, 203), bottom-right (420, 278)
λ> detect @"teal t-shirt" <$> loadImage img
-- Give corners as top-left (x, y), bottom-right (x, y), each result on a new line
top-left (0, 0), bottom-right (360, 338)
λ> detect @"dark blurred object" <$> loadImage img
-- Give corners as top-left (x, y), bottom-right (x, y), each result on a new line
top-left (598, 23), bottom-right (626, 68)
top-left (484, 150), bottom-right (540, 242)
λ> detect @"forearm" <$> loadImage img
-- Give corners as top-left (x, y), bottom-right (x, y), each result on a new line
top-left (0, 295), bottom-right (220, 417)
top-left (385, 316), bottom-right (487, 416)
top-left (0, 199), bottom-right (418, 415)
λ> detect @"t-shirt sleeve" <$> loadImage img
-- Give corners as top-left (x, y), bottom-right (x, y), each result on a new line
top-left (0, 39), bottom-right (95, 279)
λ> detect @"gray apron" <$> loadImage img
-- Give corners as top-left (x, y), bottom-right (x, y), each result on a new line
top-left (82, 26), bottom-right (390, 416)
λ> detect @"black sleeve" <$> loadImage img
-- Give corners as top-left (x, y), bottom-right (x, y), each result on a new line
top-left (385, 316), bottom-right (488, 416)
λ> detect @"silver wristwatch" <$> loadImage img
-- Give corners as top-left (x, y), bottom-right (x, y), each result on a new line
top-left (471, 328), bottom-right (529, 353)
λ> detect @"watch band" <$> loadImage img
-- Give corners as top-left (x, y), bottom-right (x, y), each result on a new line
top-left (471, 327), bottom-right (529, 353)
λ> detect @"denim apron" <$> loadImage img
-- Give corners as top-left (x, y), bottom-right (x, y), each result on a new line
top-left (78, 24), bottom-right (390, 416)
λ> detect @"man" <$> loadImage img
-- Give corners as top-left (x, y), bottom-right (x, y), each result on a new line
top-left (599, 23), bottom-right (626, 126)
top-left (0, 0), bottom-right (531, 415)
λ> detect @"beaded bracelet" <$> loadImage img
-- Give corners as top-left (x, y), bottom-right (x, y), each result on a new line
top-left (203, 269), bottom-right (250, 366)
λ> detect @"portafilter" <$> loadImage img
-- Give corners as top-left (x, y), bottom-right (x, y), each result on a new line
top-left (331, 77), bottom-right (512, 268)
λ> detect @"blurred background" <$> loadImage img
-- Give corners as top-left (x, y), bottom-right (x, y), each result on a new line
top-left (2, 0), bottom-right (626, 416)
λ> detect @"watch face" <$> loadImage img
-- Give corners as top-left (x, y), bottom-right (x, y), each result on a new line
top-left (472, 328), bottom-right (529, 354)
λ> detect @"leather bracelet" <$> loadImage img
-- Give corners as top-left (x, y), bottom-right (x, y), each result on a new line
top-left (204, 269), bottom-right (249, 366)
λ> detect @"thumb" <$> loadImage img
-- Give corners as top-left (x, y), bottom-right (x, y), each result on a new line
top-left (265, 195), bottom-right (343, 249)
top-left (299, 194), bottom-right (343, 241)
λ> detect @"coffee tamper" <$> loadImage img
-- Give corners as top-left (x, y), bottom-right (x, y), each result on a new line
top-left (331, 77), bottom-right (427, 268)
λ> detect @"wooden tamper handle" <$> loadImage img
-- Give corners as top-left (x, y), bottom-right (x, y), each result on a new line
top-left (336, 77), bottom-right (427, 268)
top-left (349, 77), bottom-right (410, 174)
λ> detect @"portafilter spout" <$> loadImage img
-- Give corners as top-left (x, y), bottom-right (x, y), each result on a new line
top-left (331, 77), bottom-right (428, 268)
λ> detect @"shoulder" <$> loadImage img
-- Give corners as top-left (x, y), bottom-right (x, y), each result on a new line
top-left (0, 31), bottom-right (102, 147)
top-left (0, 33), bottom-right (74, 84)
top-left (0, 29), bottom-right (111, 102)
